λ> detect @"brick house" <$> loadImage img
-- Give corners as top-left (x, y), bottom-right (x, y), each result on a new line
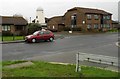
top-left (112, 21), bottom-right (120, 29)
top-left (0, 16), bottom-right (28, 35)
top-left (47, 7), bottom-right (112, 32)
top-left (47, 16), bottom-right (65, 32)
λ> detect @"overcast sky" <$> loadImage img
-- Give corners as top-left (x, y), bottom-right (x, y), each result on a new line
top-left (0, 0), bottom-right (119, 22)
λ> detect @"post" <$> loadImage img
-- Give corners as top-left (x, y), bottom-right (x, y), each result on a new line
top-left (13, 33), bottom-right (15, 41)
top-left (76, 53), bottom-right (78, 72)
top-left (2, 35), bottom-right (3, 41)
top-left (76, 53), bottom-right (81, 72)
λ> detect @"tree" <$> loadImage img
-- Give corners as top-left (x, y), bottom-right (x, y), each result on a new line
top-left (27, 23), bottom-right (42, 34)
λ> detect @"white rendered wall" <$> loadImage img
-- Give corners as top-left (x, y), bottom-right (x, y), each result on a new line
top-left (36, 10), bottom-right (45, 24)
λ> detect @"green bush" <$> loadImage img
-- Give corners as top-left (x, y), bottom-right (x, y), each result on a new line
top-left (27, 23), bottom-right (42, 34)
top-left (108, 28), bottom-right (118, 32)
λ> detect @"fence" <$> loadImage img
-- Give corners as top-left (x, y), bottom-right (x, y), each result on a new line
top-left (76, 52), bottom-right (119, 72)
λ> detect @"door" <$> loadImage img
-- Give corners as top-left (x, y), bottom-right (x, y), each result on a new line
top-left (42, 31), bottom-right (51, 40)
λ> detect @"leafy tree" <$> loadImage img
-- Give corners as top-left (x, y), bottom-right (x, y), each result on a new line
top-left (27, 23), bottom-right (42, 34)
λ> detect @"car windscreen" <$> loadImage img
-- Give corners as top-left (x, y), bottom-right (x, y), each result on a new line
top-left (33, 31), bottom-right (40, 35)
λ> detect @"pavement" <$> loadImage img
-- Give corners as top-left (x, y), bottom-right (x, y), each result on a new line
top-left (0, 40), bottom-right (25, 44)
top-left (4, 61), bottom-right (34, 69)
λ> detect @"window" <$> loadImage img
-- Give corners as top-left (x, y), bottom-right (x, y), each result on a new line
top-left (8, 26), bottom-right (10, 30)
top-left (106, 24), bottom-right (110, 28)
top-left (103, 16), bottom-right (106, 20)
top-left (87, 24), bottom-right (92, 29)
top-left (106, 16), bottom-right (110, 20)
top-left (94, 15), bottom-right (99, 20)
top-left (36, 16), bottom-right (38, 18)
top-left (87, 14), bottom-right (92, 20)
top-left (103, 24), bottom-right (106, 28)
top-left (103, 15), bottom-right (110, 20)
top-left (33, 31), bottom-right (40, 35)
top-left (44, 31), bottom-right (50, 34)
top-left (94, 24), bottom-right (99, 29)
top-left (40, 31), bottom-right (44, 35)
top-left (53, 26), bottom-right (55, 29)
top-left (2, 26), bottom-right (4, 31)
top-left (2, 25), bottom-right (10, 31)
top-left (103, 24), bottom-right (109, 28)
top-left (4, 26), bottom-right (8, 31)
top-left (37, 20), bottom-right (39, 23)
top-left (71, 14), bottom-right (77, 26)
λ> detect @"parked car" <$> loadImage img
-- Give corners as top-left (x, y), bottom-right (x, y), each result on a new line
top-left (25, 30), bottom-right (54, 43)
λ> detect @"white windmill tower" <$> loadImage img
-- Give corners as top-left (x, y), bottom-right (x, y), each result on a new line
top-left (35, 7), bottom-right (46, 27)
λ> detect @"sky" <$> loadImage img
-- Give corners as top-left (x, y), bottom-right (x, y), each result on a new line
top-left (0, 0), bottom-right (120, 22)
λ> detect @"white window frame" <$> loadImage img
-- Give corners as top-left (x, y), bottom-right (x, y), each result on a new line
top-left (94, 15), bottom-right (99, 20)
top-left (94, 24), bottom-right (99, 29)
top-left (87, 24), bottom-right (92, 29)
top-left (103, 16), bottom-right (106, 20)
top-left (106, 16), bottom-right (110, 20)
top-left (2, 26), bottom-right (4, 31)
top-left (7, 26), bottom-right (10, 30)
top-left (87, 14), bottom-right (92, 20)
top-left (2, 25), bottom-right (11, 31)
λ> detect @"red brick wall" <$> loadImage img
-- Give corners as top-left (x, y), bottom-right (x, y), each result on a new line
top-left (47, 19), bottom-right (58, 31)
top-left (47, 8), bottom-right (112, 32)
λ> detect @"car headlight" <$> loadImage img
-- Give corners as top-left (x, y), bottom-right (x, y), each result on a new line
top-left (26, 36), bottom-right (31, 39)
top-left (27, 36), bottom-right (31, 39)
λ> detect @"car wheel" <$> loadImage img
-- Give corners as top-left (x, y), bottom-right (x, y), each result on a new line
top-left (32, 38), bottom-right (36, 43)
top-left (49, 37), bottom-right (54, 42)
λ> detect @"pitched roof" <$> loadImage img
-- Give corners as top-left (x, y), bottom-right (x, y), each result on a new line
top-left (68, 7), bottom-right (112, 15)
top-left (1, 16), bottom-right (28, 25)
top-left (48, 16), bottom-right (63, 24)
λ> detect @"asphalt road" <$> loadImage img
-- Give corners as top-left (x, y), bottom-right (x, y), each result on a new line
top-left (2, 33), bottom-right (118, 64)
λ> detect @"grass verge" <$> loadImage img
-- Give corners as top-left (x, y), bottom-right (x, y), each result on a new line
top-left (2, 61), bottom-right (119, 77)
top-left (1, 36), bottom-right (24, 41)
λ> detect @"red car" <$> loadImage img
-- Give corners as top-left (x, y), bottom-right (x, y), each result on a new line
top-left (25, 30), bottom-right (54, 43)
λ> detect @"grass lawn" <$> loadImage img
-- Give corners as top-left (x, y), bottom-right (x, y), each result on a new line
top-left (2, 61), bottom-right (119, 77)
top-left (1, 36), bottom-right (24, 41)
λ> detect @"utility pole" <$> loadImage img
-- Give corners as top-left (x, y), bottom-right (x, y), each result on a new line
top-left (30, 17), bottom-right (31, 23)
